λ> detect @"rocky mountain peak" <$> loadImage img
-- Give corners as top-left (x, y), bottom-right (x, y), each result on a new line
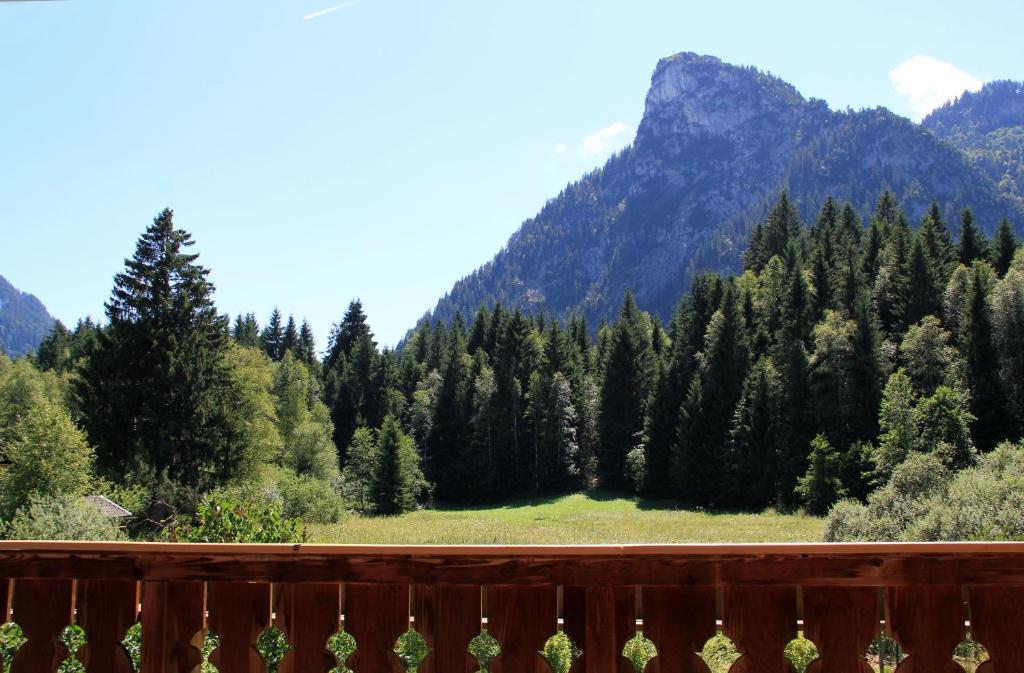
top-left (639, 52), bottom-right (813, 142)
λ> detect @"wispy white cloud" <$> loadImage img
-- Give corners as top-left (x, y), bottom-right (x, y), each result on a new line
top-left (889, 55), bottom-right (982, 119)
top-left (303, 2), bottom-right (359, 20)
top-left (553, 142), bottom-right (568, 155)
top-left (581, 121), bottom-right (632, 157)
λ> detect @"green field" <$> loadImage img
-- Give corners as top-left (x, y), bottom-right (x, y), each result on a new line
top-left (307, 491), bottom-right (823, 544)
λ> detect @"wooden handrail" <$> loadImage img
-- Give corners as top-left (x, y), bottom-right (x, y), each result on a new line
top-left (1, 542), bottom-right (1024, 673)
top-left (1, 541), bottom-right (1024, 585)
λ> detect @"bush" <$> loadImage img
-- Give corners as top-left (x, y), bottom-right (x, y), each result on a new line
top-left (825, 441), bottom-right (1024, 541)
top-left (277, 472), bottom-right (344, 524)
top-left (170, 491), bottom-right (304, 543)
top-left (2, 495), bottom-right (123, 541)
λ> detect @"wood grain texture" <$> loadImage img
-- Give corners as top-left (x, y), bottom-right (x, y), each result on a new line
top-left (75, 579), bottom-right (138, 673)
top-left (0, 579), bottom-right (9, 673)
top-left (723, 586), bottom-right (797, 673)
top-left (9, 578), bottom-right (73, 673)
top-left (415, 584), bottom-right (480, 673)
top-left (345, 583), bottom-right (407, 673)
top-left (642, 586), bottom-right (715, 673)
top-left (488, 585), bottom-right (557, 673)
top-left (207, 582), bottom-right (271, 673)
top-left (569, 587), bottom-right (634, 673)
top-left (4, 542), bottom-right (1024, 587)
top-left (802, 587), bottom-right (878, 673)
top-left (966, 586), bottom-right (1024, 673)
top-left (140, 581), bottom-right (206, 673)
top-left (563, 586), bottom-right (586, 661)
top-left (276, 583), bottom-right (340, 673)
top-left (0, 578), bottom-right (9, 621)
top-left (887, 586), bottom-right (965, 673)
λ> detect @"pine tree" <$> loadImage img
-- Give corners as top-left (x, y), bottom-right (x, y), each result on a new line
top-left (796, 434), bottom-right (845, 515)
top-left (964, 264), bottom-right (1012, 450)
top-left (77, 209), bottom-right (238, 499)
top-left (904, 237), bottom-right (938, 326)
top-left (36, 321), bottom-right (71, 374)
top-left (644, 278), bottom-right (725, 497)
top-left (808, 311), bottom-right (860, 487)
top-left (467, 306), bottom-right (491, 355)
top-left (991, 217), bottom-right (1018, 277)
top-left (323, 302), bottom-right (380, 458)
top-left (260, 308), bottom-right (285, 361)
top-left (598, 291), bottom-right (654, 489)
top-left (372, 415), bottom-right (424, 515)
top-left (673, 282), bottom-right (748, 506)
top-left (491, 309), bottom-right (538, 496)
top-left (729, 357), bottom-right (785, 509)
top-left (958, 209), bottom-right (988, 266)
top-left (232, 313), bottom-right (260, 348)
top-left (873, 191), bottom-right (901, 229)
top-left (860, 219), bottom-right (884, 284)
top-left (744, 192), bottom-right (802, 272)
top-left (919, 201), bottom-right (956, 285)
top-left (281, 315), bottom-right (299, 356)
top-left (991, 268), bottom-right (1024, 434)
top-left (325, 300), bottom-right (372, 371)
top-left (297, 320), bottom-right (317, 367)
top-left (426, 331), bottom-right (469, 500)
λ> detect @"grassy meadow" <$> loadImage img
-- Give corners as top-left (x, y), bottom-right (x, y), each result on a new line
top-left (307, 490), bottom-right (823, 544)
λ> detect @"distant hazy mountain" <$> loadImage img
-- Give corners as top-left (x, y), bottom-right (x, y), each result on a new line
top-left (0, 274), bottom-right (55, 358)
top-left (426, 53), bottom-right (1024, 327)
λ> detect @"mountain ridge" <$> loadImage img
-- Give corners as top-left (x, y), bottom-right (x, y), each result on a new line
top-left (0, 274), bottom-right (56, 358)
top-left (425, 52), bottom-right (1024, 329)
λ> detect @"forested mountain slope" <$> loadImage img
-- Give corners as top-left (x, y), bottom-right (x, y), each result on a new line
top-left (0, 274), bottom-right (55, 358)
top-left (426, 53), bottom-right (1023, 328)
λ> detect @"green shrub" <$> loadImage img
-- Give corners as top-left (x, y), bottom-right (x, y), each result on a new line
top-left (277, 472), bottom-right (344, 524)
top-left (170, 492), bottom-right (304, 543)
top-left (0, 622), bottom-right (27, 673)
top-left (826, 441), bottom-right (1024, 541)
top-left (2, 495), bottom-right (122, 541)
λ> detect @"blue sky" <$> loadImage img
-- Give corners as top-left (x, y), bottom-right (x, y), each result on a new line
top-left (1, 0), bottom-right (1021, 347)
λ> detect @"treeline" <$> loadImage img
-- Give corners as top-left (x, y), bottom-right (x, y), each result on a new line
top-left (15, 193), bottom-right (1024, 526)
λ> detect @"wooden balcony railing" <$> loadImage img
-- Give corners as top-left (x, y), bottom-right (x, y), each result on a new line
top-left (1, 541), bottom-right (1023, 673)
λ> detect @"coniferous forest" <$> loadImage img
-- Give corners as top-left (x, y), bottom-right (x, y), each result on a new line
top-left (4, 192), bottom-right (1024, 537)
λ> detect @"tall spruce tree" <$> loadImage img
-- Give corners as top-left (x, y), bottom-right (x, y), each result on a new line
top-left (297, 320), bottom-right (317, 367)
top-left (673, 281), bottom-right (748, 506)
top-left (260, 308), bottom-right (285, 361)
top-left (991, 218), bottom-right (1018, 277)
top-left (598, 292), bottom-right (654, 489)
top-left (964, 264), bottom-right (1012, 450)
top-left (919, 201), bottom-right (956, 285)
top-left (372, 414), bottom-right (424, 515)
top-left (729, 357), bottom-right (785, 509)
top-left (958, 209), bottom-right (988, 266)
top-left (643, 275), bottom-right (722, 497)
top-left (232, 313), bottom-right (260, 348)
top-left (77, 209), bottom-right (238, 500)
top-left (281, 315), bottom-right (299, 356)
